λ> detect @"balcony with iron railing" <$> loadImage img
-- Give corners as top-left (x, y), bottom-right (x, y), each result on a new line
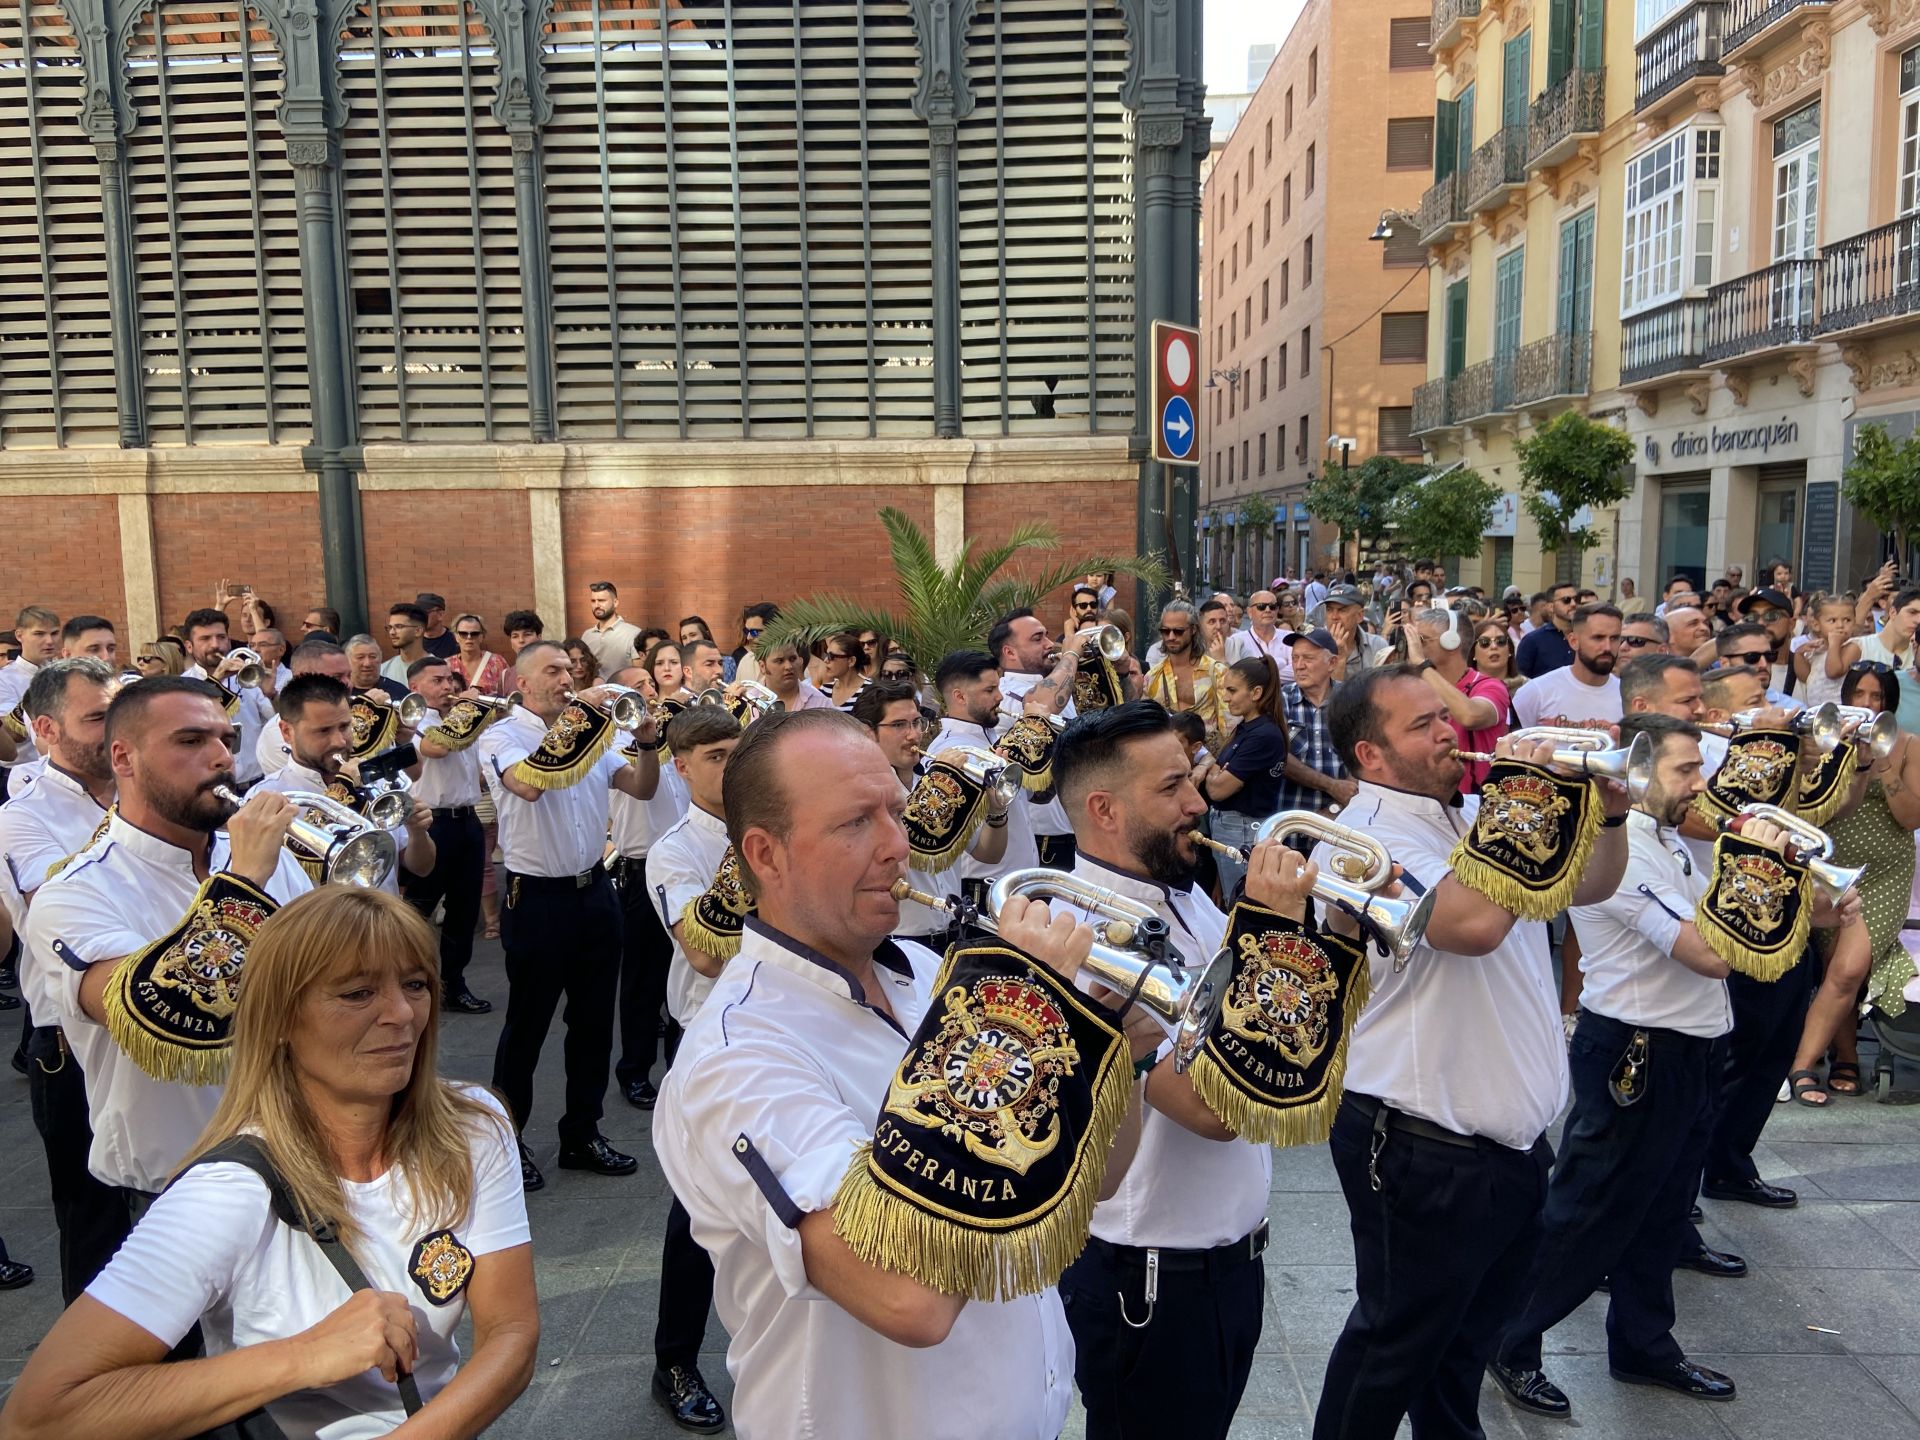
top-left (1703, 258), bottom-right (1822, 363)
top-left (1449, 358), bottom-right (1504, 425)
top-left (1511, 331), bottom-right (1593, 407)
top-left (1413, 375), bottom-right (1452, 434)
top-left (1528, 66), bottom-right (1606, 170)
top-left (1722, 0), bottom-right (1831, 60)
top-left (1817, 215), bottom-right (1920, 338)
top-left (1432, 0), bottom-right (1481, 50)
top-left (1464, 126), bottom-right (1529, 214)
top-left (1620, 296), bottom-right (1711, 384)
top-left (1418, 172), bottom-right (1468, 247)
top-left (1636, 1), bottom-right (1726, 116)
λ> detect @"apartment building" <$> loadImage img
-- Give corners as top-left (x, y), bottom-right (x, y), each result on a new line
top-left (1198, 2), bottom-right (1437, 592)
top-left (1404, 0), bottom-right (1632, 598)
top-left (1615, 0), bottom-right (1920, 593)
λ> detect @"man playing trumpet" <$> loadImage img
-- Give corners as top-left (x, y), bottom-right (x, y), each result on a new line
top-left (1310, 665), bottom-right (1630, 1440)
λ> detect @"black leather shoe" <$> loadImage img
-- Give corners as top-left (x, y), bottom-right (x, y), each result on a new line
top-left (1689, 1203), bottom-right (1704, 1222)
top-left (1679, 1245), bottom-right (1748, 1278)
top-left (1487, 1361), bottom-right (1570, 1419)
top-left (443, 988), bottom-right (493, 1015)
top-left (1610, 1358), bottom-right (1736, 1401)
top-left (652, 1364), bottom-right (726, 1432)
top-left (0, 992), bottom-right (18, 1012)
top-left (557, 1135), bottom-right (638, 1176)
top-left (0, 1259), bottom-right (33, 1290)
top-left (1702, 1176), bottom-right (1797, 1208)
top-left (626, 1078), bottom-right (658, 1110)
top-left (519, 1143), bottom-right (545, 1193)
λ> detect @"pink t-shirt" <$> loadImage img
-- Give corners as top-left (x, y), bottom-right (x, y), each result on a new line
top-left (1452, 668), bottom-right (1512, 795)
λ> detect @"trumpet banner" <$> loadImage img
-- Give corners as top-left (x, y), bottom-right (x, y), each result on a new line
top-left (1794, 743), bottom-right (1856, 829)
top-left (507, 699), bottom-right (617, 792)
top-left (425, 699), bottom-right (499, 753)
top-left (680, 846), bottom-right (756, 961)
top-left (994, 715), bottom-right (1061, 792)
top-left (1186, 902), bottom-right (1372, 1148)
top-left (101, 872), bottom-right (280, 1085)
top-left (831, 941), bottom-right (1131, 1300)
top-left (2, 700), bottom-right (25, 742)
top-left (1695, 831), bottom-right (1812, 982)
top-left (905, 754), bottom-right (994, 873)
top-left (1072, 654), bottom-right (1126, 715)
top-left (1449, 760), bottom-right (1602, 921)
top-left (1693, 728), bottom-right (1800, 824)
top-left (348, 690), bottom-right (399, 760)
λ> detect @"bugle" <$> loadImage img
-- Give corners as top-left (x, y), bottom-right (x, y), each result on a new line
top-left (1718, 802), bottom-right (1865, 901)
top-left (1071, 624), bottom-right (1128, 665)
top-left (694, 681), bottom-right (782, 720)
top-left (890, 868), bottom-right (1229, 1071)
top-left (213, 783), bottom-right (396, 888)
top-left (1453, 726), bottom-right (1654, 806)
top-left (1835, 705), bottom-right (1899, 762)
top-left (1192, 812), bottom-right (1432, 966)
top-left (1702, 703), bottom-right (1845, 754)
top-left (579, 685), bottom-right (651, 733)
top-left (938, 744), bottom-right (1022, 809)
top-left (396, 691), bottom-right (430, 729)
top-left (224, 648), bottom-right (267, 688)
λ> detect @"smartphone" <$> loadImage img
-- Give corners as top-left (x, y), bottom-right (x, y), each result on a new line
top-left (360, 743), bottom-right (418, 785)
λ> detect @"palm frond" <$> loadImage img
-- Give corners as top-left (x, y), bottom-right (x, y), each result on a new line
top-left (880, 508), bottom-right (946, 633)
top-left (958, 521), bottom-right (1060, 597)
top-left (982, 553), bottom-right (1170, 618)
top-left (759, 595), bottom-right (908, 660)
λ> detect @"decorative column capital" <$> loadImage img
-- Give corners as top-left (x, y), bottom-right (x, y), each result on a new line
top-left (907, 0), bottom-right (981, 123)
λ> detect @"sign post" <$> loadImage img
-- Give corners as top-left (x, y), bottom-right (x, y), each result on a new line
top-left (1151, 321), bottom-right (1201, 467)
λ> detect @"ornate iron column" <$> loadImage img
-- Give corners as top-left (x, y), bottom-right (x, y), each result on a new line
top-left (62, 0), bottom-right (145, 447)
top-left (909, 0), bottom-right (979, 439)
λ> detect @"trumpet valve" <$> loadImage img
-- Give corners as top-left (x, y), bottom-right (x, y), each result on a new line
top-left (1103, 919), bottom-right (1137, 947)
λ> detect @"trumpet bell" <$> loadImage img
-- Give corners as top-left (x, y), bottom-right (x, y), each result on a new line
top-left (226, 648), bottom-right (266, 688)
top-left (396, 692), bottom-right (429, 729)
top-left (1502, 726), bottom-right (1653, 805)
top-left (363, 783), bottom-right (410, 830)
top-left (1075, 624), bottom-right (1128, 665)
top-left (214, 784), bottom-right (397, 889)
top-left (940, 745), bottom-right (1022, 810)
top-left (1838, 706), bottom-right (1899, 762)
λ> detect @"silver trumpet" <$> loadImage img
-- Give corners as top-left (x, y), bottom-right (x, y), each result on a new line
top-left (396, 691), bottom-right (430, 729)
top-left (1705, 702), bottom-right (1846, 754)
top-left (937, 744), bottom-right (1022, 809)
top-left (1193, 811), bottom-right (1433, 968)
top-left (359, 776), bottom-right (412, 830)
top-left (1719, 802), bottom-right (1865, 902)
top-left (889, 868), bottom-right (1229, 1072)
top-left (1453, 726), bottom-right (1655, 806)
top-left (695, 681), bottom-right (783, 720)
top-left (578, 685), bottom-right (650, 733)
top-left (224, 648), bottom-right (267, 688)
top-left (1071, 623), bottom-right (1129, 665)
top-left (1835, 705), bottom-right (1900, 762)
top-left (213, 783), bottom-right (396, 888)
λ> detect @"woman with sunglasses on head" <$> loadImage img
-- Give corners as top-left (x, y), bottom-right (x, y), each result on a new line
top-left (0, 888), bottom-right (537, 1440)
top-left (447, 615), bottom-right (514, 699)
top-left (729, 603), bottom-right (779, 687)
top-left (1784, 662), bottom-right (1920, 1105)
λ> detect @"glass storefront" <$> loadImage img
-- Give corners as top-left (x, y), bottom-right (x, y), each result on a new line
top-left (1657, 475), bottom-right (1711, 588)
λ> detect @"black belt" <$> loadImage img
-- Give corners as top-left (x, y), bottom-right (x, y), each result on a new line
top-left (509, 861), bottom-right (608, 893)
top-left (430, 805), bottom-right (477, 820)
top-left (1088, 1219), bottom-right (1269, 1275)
top-left (1346, 1091), bottom-right (1543, 1155)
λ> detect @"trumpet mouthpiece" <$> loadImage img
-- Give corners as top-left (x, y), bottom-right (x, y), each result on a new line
top-left (889, 878), bottom-right (945, 911)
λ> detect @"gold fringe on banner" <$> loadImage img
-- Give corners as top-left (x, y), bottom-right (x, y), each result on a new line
top-left (1695, 833), bottom-right (1812, 982)
top-left (829, 1042), bottom-right (1131, 1302)
top-left (905, 760), bottom-right (992, 874)
top-left (1449, 763), bottom-right (1602, 921)
top-left (2, 701), bottom-right (25, 742)
top-left (424, 699), bottom-right (499, 753)
top-left (348, 692), bottom-right (399, 759)
top-left (994, 715), bottom-right (1063, 792)
top-left (680, 847), bottom-right (754, 961)
top-left (507, 699), bottom-right (617, 792)
top-left (1795, 743), bottom-right (1856, 829)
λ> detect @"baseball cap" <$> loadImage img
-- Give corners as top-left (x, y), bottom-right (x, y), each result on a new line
top-left (1285, 627), bottom-right (1340, 656)
top-left (415, 591), bottom-right (447, 610)
top-left (1323, 584), bottom-right (1365, 608)
top-left (1737, 587), bottom-right (1792, 616)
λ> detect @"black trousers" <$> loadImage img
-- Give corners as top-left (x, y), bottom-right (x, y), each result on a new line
top-left (1059, 1233), bottom-right (1265, 1440)
top-left (26, 1026), bottom-right (130, 1302)
top-left (1314, 1097), bottom-right (1552, 1440)
top-left (612, 856), bottom-right (675, 1087)
top-left (656, 1195), bottom-right (717, 1369)
top-left (491, 869), bottom-right (621, 1145)
top-left (1703, 952), bottom-right (1816, 1185)
top-left (1498, 1012), bottom-right (1715, 1374)
top-left (402, 808), bottom-right (485, 995)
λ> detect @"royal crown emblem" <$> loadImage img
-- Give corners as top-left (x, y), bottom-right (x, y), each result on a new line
top-left (408, 1230), bottom-right (475, 1305)
top-left (1478, 772), bottom-right (1571, 865)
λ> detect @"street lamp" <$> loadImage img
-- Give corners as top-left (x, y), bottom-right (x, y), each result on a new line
top-left (1369, 209), bottom-right (1419, 243)
top-left (1325, 435), bottom-right (1358, 569)
top-left (1204, 366), bottom-right (1243, 390)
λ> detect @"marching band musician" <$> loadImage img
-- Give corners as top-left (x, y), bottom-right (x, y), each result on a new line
top-left (654, 709), bottom-right (1166, 1440)
top-left (23, 677), bottom-right (311, 1213)
top-left (638, 704), bottom-right (741, 1434)
top-left (1485, 715), bottom-right (1802, 1417)
top-left (254, 639), bottom-right (353, 778)
top-left (926, 651), bottom-right (1046, 896)
top-left (404, 655), bottom-right (494, 1014)
top-left (0, 606), bottom-right (64, 769)
top-left (990, 612), bottom-right (1079, 867)
top-left (1049, 699), bottom-right (1280, 1440)
top-left (1310, 664), bottom-right (1630, 1440)
top-left (851, 679), bottom-right (1009, 944)
top-left (253, 675), bottom-right (436, 899)
top-left (7, 617), bottom-right (122, 800)
top-left (476, 641), bottom-right (661, 1193)
top-left (0, 660), bottom-right (126, 1298)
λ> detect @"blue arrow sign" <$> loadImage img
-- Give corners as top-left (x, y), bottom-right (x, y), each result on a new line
top-left (1161, 395), bottom-right (1195, 459)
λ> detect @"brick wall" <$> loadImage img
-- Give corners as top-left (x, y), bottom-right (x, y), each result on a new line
top-left (10, 497), bottom-right (126, 635)
top-left (151, 492), bottom-right (324, 637)
top-left (363, 489), bottom-right (534, 638)
top-left (964, 478), bottom-right (1141, 623)
top-left (559, 486), bottom-right (936, 641)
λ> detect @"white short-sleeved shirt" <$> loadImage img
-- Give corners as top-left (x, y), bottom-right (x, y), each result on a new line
top-left (926, 718), bottom-right (1039, 885)
top-left (475, 709), bottom-right (629, 877)
top-left (88, 1087), bottom-right (530, 1440)
top-left (655, 919), bottom-right (1074, 1440)
top-left (893, 768), bottom-right (966, 939)
top-left (24, 813), bottom-right (314, 1190)
top-left (407, 708), bottom-right (485, 810)
top-left (6, 754), bottom-right (47, 798)
top-left (1511, 666), bottom-right (1622, 731)
top-left (1064, 855), bottom-right (1273, 1249)
top-left (1682, 732), bottom-right (1730, 876)
top-left (1319, 781), bottom-right (1568, 1149)
top-left (647, 804), bottom-right (732, 1025)
top-left (0, 656), bottom-right (42, 762)
top-left (611, 752), bottom-right (687, 859)
top-left (1225, 625), bottom-right (1296, 683)
top-left (996, 673), bottom-right (1074, 839)
top-left (257, 716), bottom-right (293, 777)
top-left (1571, 809), bottom-right (1731, 1038)
top-left (257, 761), bottom-right (412, 897)
top-left (0, 762), bottom-right (113, 1021)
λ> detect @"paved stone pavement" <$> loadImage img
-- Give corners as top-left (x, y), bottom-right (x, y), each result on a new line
top-left (4, 936), bottom-right (1920, 1438)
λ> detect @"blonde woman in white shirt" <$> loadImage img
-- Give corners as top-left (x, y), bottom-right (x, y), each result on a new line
top-left (1, 887), bottom-right (538, 1440)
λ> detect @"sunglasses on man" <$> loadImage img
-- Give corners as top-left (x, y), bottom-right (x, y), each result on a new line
top-left (1724, 650), bottom-right (1772, 666)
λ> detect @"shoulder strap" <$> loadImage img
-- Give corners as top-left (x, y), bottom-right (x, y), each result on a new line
top-left (189, 1138), bottom-right (425, 1417)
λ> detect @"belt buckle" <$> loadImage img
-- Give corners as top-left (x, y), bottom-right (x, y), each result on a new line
top-left (1247, 1219), bottom-right (1269, 1261)
top-left (575, 868), bottom-right (592, 890)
